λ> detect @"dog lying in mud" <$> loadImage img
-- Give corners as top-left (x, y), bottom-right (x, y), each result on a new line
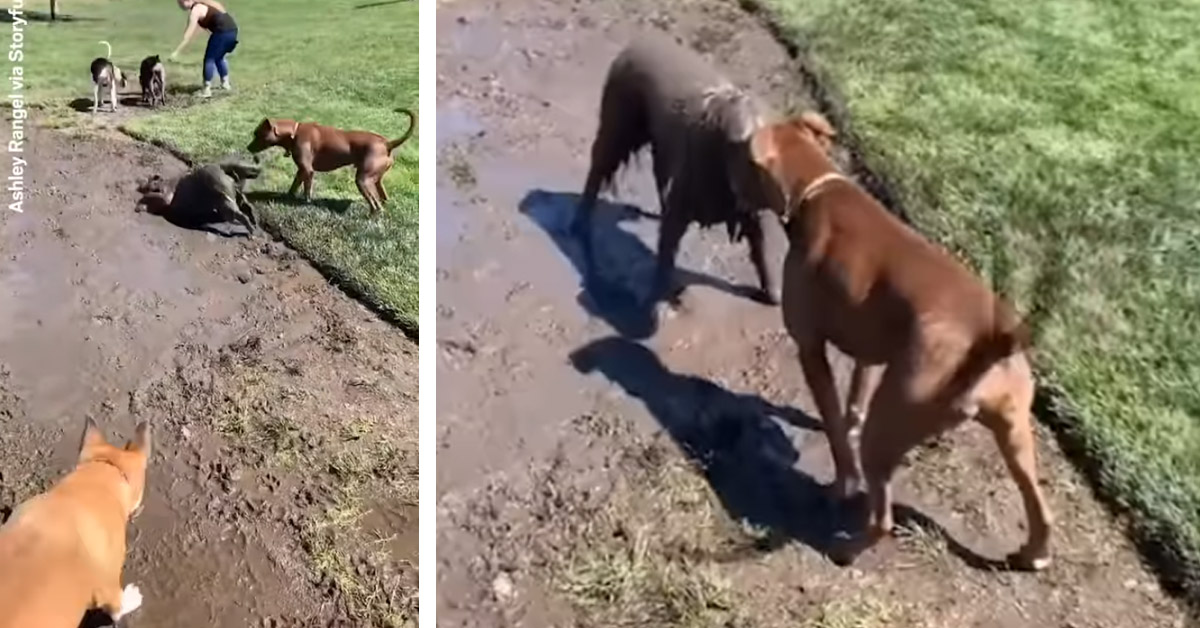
top-left (575, 33), bottom-right (781, 309)
top-left (748, 112), bottom-right (1053, 571)
top-left (136, 158), bottom-right (262, 237)
top-left (0, 419), bottom-right (152, 628)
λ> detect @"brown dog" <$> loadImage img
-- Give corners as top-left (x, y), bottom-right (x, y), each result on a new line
top-left (0, 419), bottom-right (152, 627)
top-left (748, 112), bottom-right (1052, 570)
top-left (246, 109), bottom-right (417, 214)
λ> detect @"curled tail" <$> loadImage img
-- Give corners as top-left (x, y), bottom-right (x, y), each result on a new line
top-left (387, 108), bottom-right (417, 152)
top-left (99, 40), bottom-right (113, 59)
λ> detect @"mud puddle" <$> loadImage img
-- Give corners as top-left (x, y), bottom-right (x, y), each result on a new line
top-left (434, 0), bottom-right (1189, 626)
top-left (0, 125), bottom-right (418, 627)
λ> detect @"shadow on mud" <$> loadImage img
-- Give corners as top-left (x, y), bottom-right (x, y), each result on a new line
top-left (520, 189), bottom-right (768, 340)
top-left (139, 206), bottom-right (254, 239)
top-left (569, 335), bottom-right (1014, 570)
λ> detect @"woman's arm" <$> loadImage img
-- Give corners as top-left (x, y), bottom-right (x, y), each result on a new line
top-left (169, 5), bottom-right (206, 60)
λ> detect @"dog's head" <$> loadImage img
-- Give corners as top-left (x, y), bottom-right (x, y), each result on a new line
top-left (77, 418), bottom-right (153, 519)
top-left (743, 111), bottom-right (839, 218)
top-left (136, 173), bottom-right (166, 194)
top-left (247, 118), bottom-right (298, 153)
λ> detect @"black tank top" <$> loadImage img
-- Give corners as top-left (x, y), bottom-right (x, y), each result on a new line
top-left (198, 7), bottom-right (237, 32)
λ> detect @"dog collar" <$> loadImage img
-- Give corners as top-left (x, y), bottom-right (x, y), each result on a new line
top-left (798, 171), bottom-right (850, 204)
top-left (94, 458), bottom-right (132, 486)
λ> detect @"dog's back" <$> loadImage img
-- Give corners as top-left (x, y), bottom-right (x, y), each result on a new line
top-left (0, 495), bottom-right (104, 628)
top-left (90, 57), bottom-right (112, 84)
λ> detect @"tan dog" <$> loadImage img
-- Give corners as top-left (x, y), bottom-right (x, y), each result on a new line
top-left (0, 419), bottom-right (152, 627)
top-left (246, 109), bottom-right (417, 214)
top-left (748, 112), bottom-right (1051, 570)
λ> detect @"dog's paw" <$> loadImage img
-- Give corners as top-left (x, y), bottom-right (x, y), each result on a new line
top-left (113, 584), bottom-right (144, 620)
top-left (1005, 550), bottom-right (1052, 572)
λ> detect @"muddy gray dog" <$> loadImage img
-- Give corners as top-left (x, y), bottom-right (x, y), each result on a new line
top-left (135, 158), bottom-right (261, 236)
top-left (575, 33), bottom-right (782, 308)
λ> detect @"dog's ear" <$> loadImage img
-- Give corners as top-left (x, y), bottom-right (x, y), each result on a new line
top-left (797, 111), bottom-right (836, 152)
top-left (272, 120), bottom-right (298, 138)
top-left (748, 125), bottom-right (781, 174)
top-left (125, 422), bottom-right (152, 457)
top-left (79, 417), bottom-right (107, 457)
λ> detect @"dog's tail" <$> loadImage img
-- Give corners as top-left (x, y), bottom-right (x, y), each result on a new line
top-left (387, 108), bottom-right (417, 152)
top-left (938, 310), bottom-right (1033, 409)
top-left (99, 40), bottom-right (113, 59)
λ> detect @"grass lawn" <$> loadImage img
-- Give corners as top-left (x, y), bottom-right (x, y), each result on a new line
top-left (759, 0), bottom-right (1200, 599)
top-left (25, 0), bottom-right (419, 335)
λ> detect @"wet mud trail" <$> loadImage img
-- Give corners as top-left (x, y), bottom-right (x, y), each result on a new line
top-left (435, 0), bottom-right (1190, 626)
top-left (0, 126), bottom-right (418, 627)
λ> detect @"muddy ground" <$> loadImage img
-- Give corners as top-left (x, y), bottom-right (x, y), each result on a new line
top-left (435, 0), bottom-right (1192, 626)
top-left (0, 124), bottom-right (418, 627)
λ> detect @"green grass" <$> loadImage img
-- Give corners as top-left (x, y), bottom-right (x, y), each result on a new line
top-left (759, 0), bottom-right (1200, 598)
top-left (25, 0), bottom-right (419, 334)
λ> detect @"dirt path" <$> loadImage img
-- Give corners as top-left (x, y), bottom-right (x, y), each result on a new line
top-left (435, 1), bottom-right (1190, 626)
top-left (0, 125), bottom-right (418, 627)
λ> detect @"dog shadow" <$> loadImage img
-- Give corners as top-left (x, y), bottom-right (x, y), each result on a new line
top-left (245, 190), bottom-right (354, 215)
top-left (519, 189), bottom-right (767, 340)
top-left (79, 610), bottom-right (113, 628)
top-left (569, 336), bottom-right (1013, 569)
top-left (68, 96), bottom-right (146, 113)
top-left (354, 0), bottom-right (410, 7)
top-left (141, 205), bottom-right (253, 239)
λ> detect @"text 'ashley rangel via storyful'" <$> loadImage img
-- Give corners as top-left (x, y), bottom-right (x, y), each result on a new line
top-left (6, 0), bottom-right (27, 213)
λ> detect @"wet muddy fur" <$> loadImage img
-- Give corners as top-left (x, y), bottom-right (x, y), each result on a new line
top-left (575, 33), bottom-right (781, 306)
top-left (136, 162), bottom-right (260, 235)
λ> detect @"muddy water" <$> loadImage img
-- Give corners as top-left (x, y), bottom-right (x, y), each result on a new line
top-left (0, 126), bottom-right (418, 627)
top-left (435, 0), bottom-right (1188, 626)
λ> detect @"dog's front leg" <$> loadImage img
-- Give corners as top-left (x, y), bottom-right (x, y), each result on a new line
top-left (94, 581), bottom-right (144, 623)
top-left (93, 84), bottom-right (100, 114)
top-left (744, 210), bottom-right (780, 305)
top-left (797, 340), bottom-right (860, 501)
top-left (650, 204), bottom-right (688, 308)
top-left (110, 82), bottom-right (119, 112)
top-left (286, 169), bottom-right (304, 197)
top-left (301, 169), bottom-right (315, 202)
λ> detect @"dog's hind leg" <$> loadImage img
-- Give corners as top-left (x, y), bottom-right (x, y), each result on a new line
top-left (975, 368), bottom-right (1052, 570)
top-left (374, 177), bottom-right (389, 203)
top-left (356, 173), bottom-right (382, 214)
top-left (221, 195), bottom-right (256, 237)
top-left (235, 189), bottom-right (258, 227)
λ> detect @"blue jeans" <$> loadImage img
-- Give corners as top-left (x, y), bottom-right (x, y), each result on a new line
top-left (203, 28), bottom-right (238, 83)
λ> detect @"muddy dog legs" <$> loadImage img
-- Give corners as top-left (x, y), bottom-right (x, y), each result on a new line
top-left (650, 203), bottom-right (689, 307)
top-left (743, 210), bottom-right (780, 305)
